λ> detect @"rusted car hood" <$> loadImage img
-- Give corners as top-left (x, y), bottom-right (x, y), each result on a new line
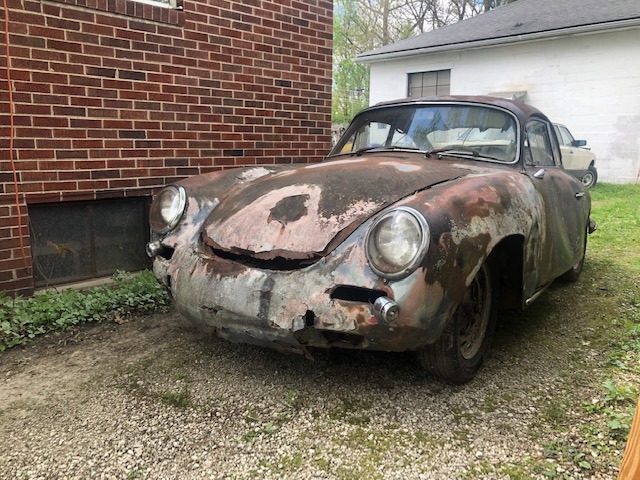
top-left (202, 156), bottom-right (471, 260)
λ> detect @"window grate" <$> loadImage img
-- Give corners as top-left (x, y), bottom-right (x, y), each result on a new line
top-left (29, 198), bottom-right (151, 287)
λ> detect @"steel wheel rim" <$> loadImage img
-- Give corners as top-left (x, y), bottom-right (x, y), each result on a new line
top-left (459, 265), bottom-right (492, 360)
top-left (582, 172), bottom-right (594, 188)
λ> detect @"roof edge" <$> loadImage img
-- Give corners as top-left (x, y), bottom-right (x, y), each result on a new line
top-left (355, 18), bottom-right (640, 64)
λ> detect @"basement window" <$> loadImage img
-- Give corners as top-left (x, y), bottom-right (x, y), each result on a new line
top-left (29, 198), bottom-right (151, 287)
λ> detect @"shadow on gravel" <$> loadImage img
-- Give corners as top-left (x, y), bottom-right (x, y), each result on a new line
top-left (184, 277), bottom-right (586, 387)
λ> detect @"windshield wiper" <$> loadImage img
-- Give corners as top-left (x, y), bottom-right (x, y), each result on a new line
top-left (351, 145), bottom-right (421, 157)
top-left (425, 146), bottom-right (480, 158)
top-left (425, 146), bottom-right (507, 162)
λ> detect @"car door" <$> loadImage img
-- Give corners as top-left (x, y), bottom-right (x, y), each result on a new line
top-left (554, 124), bottom-right (593, 171)
top-left (524, 118), bottom-right (587, 291)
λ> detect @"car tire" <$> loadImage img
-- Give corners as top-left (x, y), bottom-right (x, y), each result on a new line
top-left (581, 165), bottom-right (598, 189)
top-left (417, 262), bottom-right (498, 384)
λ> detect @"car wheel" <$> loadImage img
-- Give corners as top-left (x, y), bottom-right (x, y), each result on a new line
top-left (581, 166), bottom-right (598, 189)
top-left (417, 262), bottom-right (498, 384)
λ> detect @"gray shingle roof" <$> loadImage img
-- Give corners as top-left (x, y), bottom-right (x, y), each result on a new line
top-left (356, 0), bottom-right (640, 62)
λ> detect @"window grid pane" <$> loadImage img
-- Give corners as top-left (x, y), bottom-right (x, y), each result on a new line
top-left (408, 70), bottom-right (451, 97)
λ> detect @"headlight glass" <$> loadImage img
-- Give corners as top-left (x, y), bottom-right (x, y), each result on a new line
top-left (149, 185), bottom-right (187, 234)
top-left (366, 207), bottom-right (429, 279)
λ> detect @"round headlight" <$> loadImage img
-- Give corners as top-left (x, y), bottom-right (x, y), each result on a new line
top-left (149, 185), bottom-right (187, 234)
top-left (365, 207), bottom-right (429, 279)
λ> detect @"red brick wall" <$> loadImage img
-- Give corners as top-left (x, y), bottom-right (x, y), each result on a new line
top-left (0, 0), bottom-right (333, 295)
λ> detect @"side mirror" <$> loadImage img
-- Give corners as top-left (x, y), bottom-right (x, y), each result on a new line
top-left (571, 139), bottom-right (587, 147)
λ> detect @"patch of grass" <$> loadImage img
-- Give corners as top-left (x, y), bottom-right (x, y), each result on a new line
top-left (173, 372), bottom-right (192, 382)
top-left (539, 439), bottom-right (597, 477)
top-left (161, 389), bottom-right (191, 408)
top-left (0, 270), bottom-right (169, 352)
top-left (497, 463), bottom-right (530, 480)
top-left (587, 185), bottom-right (640, 423)
top-left (313, 458), bottom-right (330, 471)
top-left (481, 395), bottom-right (498, 413)
top-left (458, 461), bottom-right (497, 479)
top-left (240, 390), bottom-right (307, 444)
top-left (518, 184), bottom-right (640, 477)
top-left (608, 324), bottom-right (640, 372)
top-left (451, 405), bottom-right (474, 425)
top-left (108, 359), bottom-right (155, 390)
top-left (285, 389), bottom-right (303, 411)
top-left (259, 453), bottom-right (304, 475)
top-left (279, 453), bottom-right (303, 470)
top-left (324, 425), bottom-right (440, 478)
top-left (542, 398), bottom-right (570, 425)
top-left (451, 427), bottom-right (470, 443)
top-left (241, 421), bottom-right (275, 443)
top-left (328, 397), bottom-right (372, 425)
top-left (584, 381), bottom-right (638, 441)
top-left (126, 469), bottom-right (143, 480)
top-left (496, 422), bottom-right (514, 433)
top-left (588, 184), bottom-right (640, 273)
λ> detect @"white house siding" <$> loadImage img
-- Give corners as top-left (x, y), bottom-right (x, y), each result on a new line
top-left (367, 28), bottom-right (640, 184)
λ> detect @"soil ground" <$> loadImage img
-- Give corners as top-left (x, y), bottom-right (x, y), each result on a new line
top-left (0, 266), bottom-right (632, 479)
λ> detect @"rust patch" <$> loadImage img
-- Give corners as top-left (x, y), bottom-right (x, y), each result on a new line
top-left (268, 194), bottom-right (310, 225)
top-left (199, 244), bottom-right (249, 277)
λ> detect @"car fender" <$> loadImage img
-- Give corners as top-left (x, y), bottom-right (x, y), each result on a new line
top-left (157, 166), bottom-right (281, 248)
top-left (392, 169), bottom-right (543, 334)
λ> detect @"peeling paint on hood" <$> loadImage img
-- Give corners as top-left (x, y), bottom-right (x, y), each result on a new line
top-left (202, 156), bottom-right (471, 259)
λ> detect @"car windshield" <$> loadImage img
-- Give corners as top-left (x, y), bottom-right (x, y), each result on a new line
top-left (330, 104), bottom-right (518, 163)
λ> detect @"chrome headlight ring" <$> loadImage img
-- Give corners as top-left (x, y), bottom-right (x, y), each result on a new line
top-left (365, 206), bottom-right (430, 280)
top-left (149, 185), bottom-right (187, 235)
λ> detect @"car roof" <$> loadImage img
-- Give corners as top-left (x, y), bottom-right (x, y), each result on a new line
top-left (366, 95), bottom-right (548, 125)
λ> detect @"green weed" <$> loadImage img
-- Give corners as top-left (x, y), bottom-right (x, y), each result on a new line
top-left (328, 397), bottom-right (372, 425)
top-left (161, 390), bottom-right (191, 408)
top-left (0, 270), bottom-right (168, 352)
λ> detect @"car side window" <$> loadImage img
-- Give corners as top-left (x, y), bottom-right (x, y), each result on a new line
top-left (557, 126), bottom-right (575, 146)
top-left (525, 120), bottom-right (557, 167)
top-left (553, 125), bottom-right (565, 146)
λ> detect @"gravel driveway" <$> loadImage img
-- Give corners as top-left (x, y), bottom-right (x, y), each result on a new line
top-left (0, 281), bottom-right (624, 479)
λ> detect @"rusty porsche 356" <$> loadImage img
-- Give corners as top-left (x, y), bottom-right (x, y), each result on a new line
top-left (146, 96), bottom-right (597, 384)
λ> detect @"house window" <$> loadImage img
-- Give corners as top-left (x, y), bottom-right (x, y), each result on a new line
top-left (51, 0), bottom-right (184, 25)
top-left (408, 70), bottom-right (451, 97)
top-left (29, 198), bottom-right (151, 287)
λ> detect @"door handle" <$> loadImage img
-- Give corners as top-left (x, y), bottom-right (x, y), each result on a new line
top-left (533, 168), bottom-right (545, 179)
top-left (575, 192), bottom-right (585, 199)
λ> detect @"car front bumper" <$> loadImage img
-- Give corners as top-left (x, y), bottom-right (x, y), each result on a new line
top-left (151, 235), bottom-right (454, 357)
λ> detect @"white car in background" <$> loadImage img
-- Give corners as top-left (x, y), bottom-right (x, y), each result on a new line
top-left (554, 123), bottom-right (598, 188)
